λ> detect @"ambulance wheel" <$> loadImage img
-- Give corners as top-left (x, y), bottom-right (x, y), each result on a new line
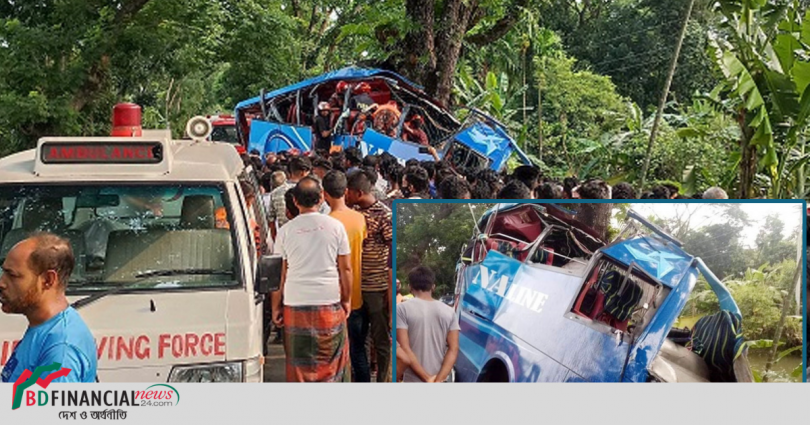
top-left (478, 360), bottom-right (509, 383)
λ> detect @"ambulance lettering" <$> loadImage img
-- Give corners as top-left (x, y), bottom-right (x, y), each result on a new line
top-left (43, 144), bottom-right (157, 162)
top-left (0, 332), bottom-right (227, 364)
top-left (475, 265), bottom-right (549, 314)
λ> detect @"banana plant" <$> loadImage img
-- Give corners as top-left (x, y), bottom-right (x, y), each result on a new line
top-left (709, 0), bottom-right (810, 198)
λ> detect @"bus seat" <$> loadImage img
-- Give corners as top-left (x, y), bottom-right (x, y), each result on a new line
top-left (103, 229), bottom-right (233, 282)
top-left (572, 267), bottom-right (600, 318)
top-left (286, 104), bottom-right (297, 124)
top-left (524, 246), bottom-right (554, 265)
top-left (691, 310), bottom-right (745, 382)
top-left (599, 270), bottom-right (642, 326)
top-left (500, 215), bottom-right (542, 242)
top-left (484, 238), bottom-right (521, 259)
top-left (179, 195), bottom-right (215, 229)
top-left (61, 229), bottom-right (87, 277)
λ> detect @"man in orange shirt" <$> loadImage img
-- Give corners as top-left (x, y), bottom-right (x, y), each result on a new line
top-left (322, 170), bottom-right (369, 382)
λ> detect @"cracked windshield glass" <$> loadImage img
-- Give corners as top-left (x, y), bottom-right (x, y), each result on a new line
top-left (0, 185), bottom-right (236, 291)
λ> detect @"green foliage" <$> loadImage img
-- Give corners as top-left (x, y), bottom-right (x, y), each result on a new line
top-left (0, 0), bottom-right (232, 143)
top-left (754, 214), bottom-right (799, 266)
top-left (670, 95), bottom-right (742, 192)
top-left (558, 0), bottom-right (719, 110)
top-left (532, 54), bottom-right (628, 176)
top-left (216, 0), bottom-right (301, 108)
top-left (677, 205), bottom-right (801, 348)
top-left (395, 203), bottom-right (494, 296)
top-left (710, 0), bottom-right (810, 198)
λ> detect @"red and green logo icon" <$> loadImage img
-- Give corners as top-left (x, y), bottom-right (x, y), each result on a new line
top-left (11, 362), bottom-right (71, 410)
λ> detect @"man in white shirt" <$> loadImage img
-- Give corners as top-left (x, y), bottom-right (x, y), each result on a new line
top-left (271, 176), bottom-right (352, 382)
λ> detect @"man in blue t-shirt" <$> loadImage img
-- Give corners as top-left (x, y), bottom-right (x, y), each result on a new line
top-left (0, 233), bottom-right (97, 383)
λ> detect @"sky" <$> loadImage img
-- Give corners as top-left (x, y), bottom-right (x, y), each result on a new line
top-left (627, 203), bottom-right (803, 249)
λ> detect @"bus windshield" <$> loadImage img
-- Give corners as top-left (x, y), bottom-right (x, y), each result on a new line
top-left (0, 184), bottom-right (238, 293)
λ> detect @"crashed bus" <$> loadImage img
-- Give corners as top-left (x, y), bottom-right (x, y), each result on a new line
top-left (452, 203), bottom-right (753, 383)
top-left (234, 66), bottom-right (530, 172)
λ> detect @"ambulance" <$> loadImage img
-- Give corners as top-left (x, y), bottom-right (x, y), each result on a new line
top-left (0, 106), bottom-right (281, 382)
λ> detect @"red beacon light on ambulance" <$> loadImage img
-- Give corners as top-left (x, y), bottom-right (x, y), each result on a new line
top-left (111, 103), bottom-right (143, 137)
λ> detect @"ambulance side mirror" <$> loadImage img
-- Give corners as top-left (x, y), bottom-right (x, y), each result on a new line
top-left (256, 254), bottom-right (283, 293)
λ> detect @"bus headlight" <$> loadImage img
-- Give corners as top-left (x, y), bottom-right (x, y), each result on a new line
top-left (168, 361), bottom-right (243, 383)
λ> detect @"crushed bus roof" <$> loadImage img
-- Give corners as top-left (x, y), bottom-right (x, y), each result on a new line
top-left (477, 202), bottom-right (697, 288)
top-left (601, 236), bottom-right (694, 288)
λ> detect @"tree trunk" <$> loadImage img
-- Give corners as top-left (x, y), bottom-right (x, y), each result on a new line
top-left (574, 203), bottom-right (613, 241)
top-left (538, 83), bottom-right (543, 161)
top-left (70, 0), bottom-right (153, 114)
top-left (762, 253), bottom-right (802, 382)
top-left (290, 0), bottom-right (301, 19)
top-left (639, 0), bottom-right (695, 196)
top-left (738, 112), bottom-right (756, 199)
top-left (426, 0), bottom-right (474, 107)
top-left (402, 0), bottom-right (437, 82)
top-left (740, 133), bottom-right (756, 199)
top-left (522, 49), bottom-right (527, 138)
top-left (560, 113), bottom-right (573, 174)
top-left (396, 0), bottom-right (528, 105)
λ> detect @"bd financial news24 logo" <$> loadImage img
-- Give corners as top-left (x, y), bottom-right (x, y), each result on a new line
top-left (11, 362), bottom-right (180, 410)
top-left (11, 362), bottom-right (70, 410)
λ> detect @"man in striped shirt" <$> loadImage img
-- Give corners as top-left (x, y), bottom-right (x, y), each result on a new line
top-left (346, 169), bottom-right (393, 382)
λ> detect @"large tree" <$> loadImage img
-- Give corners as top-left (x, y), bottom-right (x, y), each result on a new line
top-left (392, 0), bottom-right (534, 106)
top-left (0, 0), bottom-right (227, 149)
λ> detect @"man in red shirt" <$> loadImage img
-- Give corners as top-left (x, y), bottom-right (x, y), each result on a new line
top-left (403, 115), bottom-right (429, 145)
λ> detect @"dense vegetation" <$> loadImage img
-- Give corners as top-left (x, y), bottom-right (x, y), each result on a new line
top-left (1, 0), bottom-right (808, 198)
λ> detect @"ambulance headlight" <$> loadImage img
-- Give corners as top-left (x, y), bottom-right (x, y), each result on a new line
top-left (185, 116), bottom-right (213, 141)
top-left (168, 361), bottom-right (243, 383)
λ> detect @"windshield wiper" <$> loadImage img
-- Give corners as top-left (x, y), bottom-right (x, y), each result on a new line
top-left (71, 268), bottom-right (233, 310)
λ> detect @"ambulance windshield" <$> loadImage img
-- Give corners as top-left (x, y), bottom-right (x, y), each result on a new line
top-left (0, 184), bottom-right (238, 292)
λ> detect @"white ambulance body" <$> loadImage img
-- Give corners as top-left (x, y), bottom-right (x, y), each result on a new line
top-left (0, 125), bottom-right (278, 382)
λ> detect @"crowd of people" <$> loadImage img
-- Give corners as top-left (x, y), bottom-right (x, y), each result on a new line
top-left (245, 145), bottom-right (729, 208)
top-left (244, 150), bottom-right (393, 383)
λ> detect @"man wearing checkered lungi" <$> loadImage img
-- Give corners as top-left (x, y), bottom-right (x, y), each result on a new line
top-left (272, 176), bottom-right (353, 382)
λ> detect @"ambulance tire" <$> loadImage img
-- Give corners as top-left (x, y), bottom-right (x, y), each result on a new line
top-left (477, 359), bottom-right (509, 383)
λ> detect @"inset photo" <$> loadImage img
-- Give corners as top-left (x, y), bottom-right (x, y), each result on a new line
top-left (394, 202), bottom-right (804, 383)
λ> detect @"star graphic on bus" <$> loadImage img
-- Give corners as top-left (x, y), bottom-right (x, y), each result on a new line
top-left (624, 244), bottom-right (686, 280)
